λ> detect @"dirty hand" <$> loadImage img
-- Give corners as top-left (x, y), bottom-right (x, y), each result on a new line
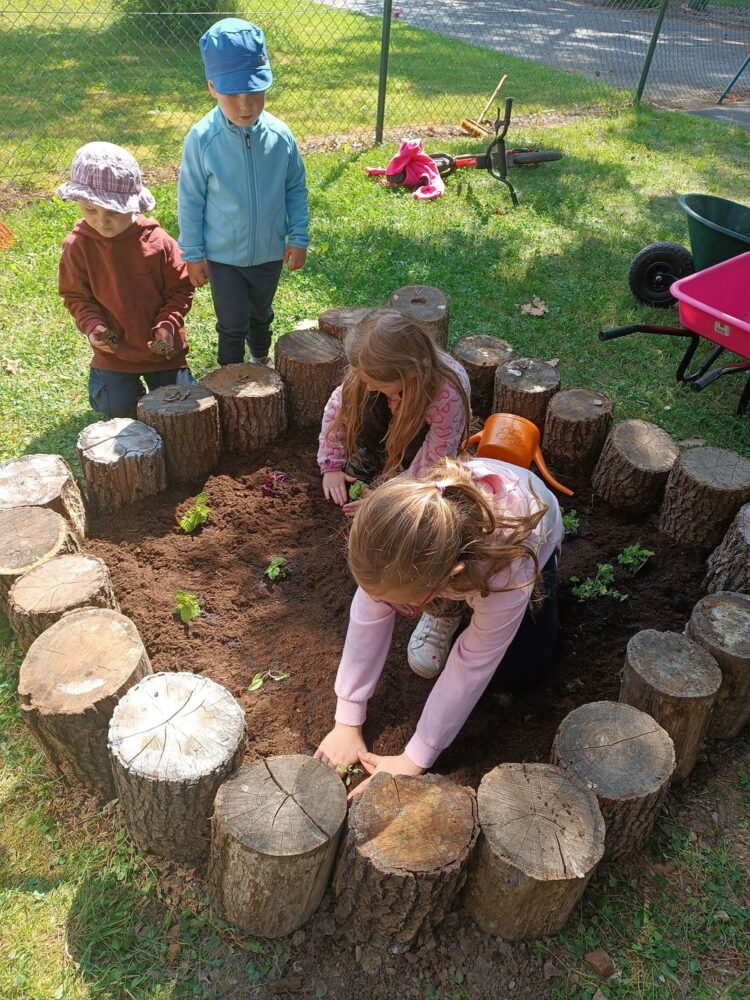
top-left (314, 722), bottom-right (367, 772)
top-left (322, 470), bottom-right (357, 507)
top-left (342, 498), bottom-right (363, 517)
top-left (283, 246), bottom-right (307, 272)
top-left (186, 260), bottom-right (210, 287)
top-left (153, 325), bottom-right (174, 352)
top-left (88, 324), bottom-right (117, 354)
top-left (348, 750), bottom-right (425, 799)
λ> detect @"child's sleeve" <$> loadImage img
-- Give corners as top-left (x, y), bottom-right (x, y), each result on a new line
top-left (407, 365), bottom-right (471, 476)
top-left (152, 235), bottom-right (195, 337)
top-left (58, 239), bottom-right (107, 336)
top-left (285, 136), bottom-right (310, 250)
top-left (177, 130), bottom-right (208, 262)
top-left (317, 385), bottom-right (348, 473)
top-left (334, 587), bottom-right (396, 727)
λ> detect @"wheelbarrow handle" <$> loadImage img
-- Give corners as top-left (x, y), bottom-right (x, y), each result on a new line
top-left (599, 324), bottom-right (689, 341)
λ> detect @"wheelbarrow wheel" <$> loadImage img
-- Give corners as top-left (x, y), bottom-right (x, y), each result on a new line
top-left (628, 242), bottom-right (694, 308)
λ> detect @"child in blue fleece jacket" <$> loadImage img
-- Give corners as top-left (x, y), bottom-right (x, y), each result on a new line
top-left (178, 18), bottom-right (309, 365)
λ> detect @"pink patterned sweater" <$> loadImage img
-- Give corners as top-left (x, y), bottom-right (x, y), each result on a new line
top-left (317, 352), bottom-right (471, 475)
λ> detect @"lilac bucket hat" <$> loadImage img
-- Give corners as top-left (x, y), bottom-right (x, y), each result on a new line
top-left (56, 142), bottom-right (155, 214)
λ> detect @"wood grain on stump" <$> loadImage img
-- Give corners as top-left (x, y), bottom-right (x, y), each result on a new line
top-left (137, 384), bottom-right (221, 483)
top-left (332, 772), bottom-right (479, 946)
top-left (209, 755), bottom-right (347, 937)
top-left (493, 358), bottom-right (560, 436)
top-left (0, 453), bottom-right (87, 538)
top-left (543, 388), bottom-right (614, 476)
top-left (704, 503), bottom-right (750, 595)
top-left (18, 608), bottom-right (151, 801)
top-left (552, 701), bottom-right (675, 861)
top-left (0, 506), bottom-right (79, 609)
top-left (592, 419), bottom-right (679, 513)
top-left (387, 285), bottom-right (449, 348)
top-left (318, 306), bottom-right (370, 342)
top-left (451, 335), bottom-right (514, 417)
top-left (274, 328), bottom-right (344, 428)
top-left (200, 363), bottom-right (287, 453)
top-left (77, 418), bottom-right (166, 513)
top-left (8, 553), bottom-right (119, 653)
top-left (659, 447), bottom-right (750, 548)
top-left (620, 630), bottom-right (721, 781)
top-left (686, 592), bottom-right (750, 739)
top-left (464, 763), bottom-right (604, 940)
top-left (109, 672), bottom-right (246, 862)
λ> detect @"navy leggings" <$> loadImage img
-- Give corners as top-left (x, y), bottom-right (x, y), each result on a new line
top-left (88, 367), bottom-right (196, 419)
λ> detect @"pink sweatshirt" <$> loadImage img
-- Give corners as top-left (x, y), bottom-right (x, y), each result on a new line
top-left (334, 459), bottom-right (564, 768)
top-left (317, 352), bottom-right (470, 476)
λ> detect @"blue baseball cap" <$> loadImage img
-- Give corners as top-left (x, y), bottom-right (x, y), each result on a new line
top-left (199, 18), bottom-right (272, 94)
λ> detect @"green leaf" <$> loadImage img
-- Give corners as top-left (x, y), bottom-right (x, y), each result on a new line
top-left (174, 590), bottom-right (201, 622)
top-left (246, 939), bottom-right (263, 954)
top-left (248, 673), bottom-right (264, 692)
top-left (268, 670), bottom-right (290, 682)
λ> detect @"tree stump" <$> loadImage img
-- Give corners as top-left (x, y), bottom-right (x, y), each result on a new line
top-left (77, 418), bottom-right (166, 513)
top-left (0, 506), bottom-right (80, 610)
top-left (274, 328), bottom-right (344, 428)
top-left (387, 285), bottom-right (450, 348)
top-left (0, 453), bottom-right (87, 538)
top-left (592, 419), bottom-right (679, 513)
top-left (451, 335), bottom-right (515, 418)
top-left (136, 384), bottom-right (221, 483)
top-left (7, 553), bottom-right (119, 653)
top-left (543, 388), bottom-right (614, 476)
top-left (704, 502), bottom-right (750, 595)
top-left (464, 763), bottom-right (604, 941)
top-left (493, 358), bottom-right (560, 436)
top-left (18, 608), bottom-right (151, 801)
top-left (109, 672), bottom-right (246, 863)
top-left (659, 447), bottom-right (750, 549)
top-left (200, 363), bottom-right (287, 454)
top-left (332, 772), bottom-right (479, 946)
top-left (209, 755), bottom-right (347, 937)
top-left (686, 592), bottom-right (750, 739)
top-left (318, 306), bottom-right (370, 342)
top-left (619, 630), bottom-right (721, 781)
top-left (551, 701), bottom-right (675, 862)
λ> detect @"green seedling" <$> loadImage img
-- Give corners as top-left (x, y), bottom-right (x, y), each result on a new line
top-left (248, 668), bottom-right (290, 692)
top-left (264, 556), bottom-right (291, 581)
top-left (617, 543), bottom-right (654, 575)
top-left (179, 491), bottom-right (209, 533)
top-left (335, 763), bottom-right (364, 788)
top-left (570, 563), bottom-right (627, 603)
top-left (348, 479), bottom-right (366, 501)
top-left (562, 508), bottom-right (580, 537)
top-left (174, 589), bottom-right (201, 623)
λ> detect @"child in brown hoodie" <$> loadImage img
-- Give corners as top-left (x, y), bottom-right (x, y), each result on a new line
top-left (58, 142), bottom-right (195, 418)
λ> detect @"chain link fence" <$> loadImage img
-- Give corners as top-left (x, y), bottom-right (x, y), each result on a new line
top-left (1, 1), bottom-right (748, 191)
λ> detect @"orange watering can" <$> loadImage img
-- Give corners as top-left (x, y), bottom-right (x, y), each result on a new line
top-left (464, 412), bottom-right (573, 496)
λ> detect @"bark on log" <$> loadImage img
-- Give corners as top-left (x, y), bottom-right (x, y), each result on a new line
top-left (18, 608), bottom-right (151, 801)
top-left (464, 763), bottom-right (604, 941)
top-left (0, 506), bottom-right (80, 610)
top-left (274, 328), bottom-right (344, 428)
top-left (136, 384), bottom-right (221, 483)
top-left (493, 358), bottom-right (560, 437)
top-left (659, 447), bottom-right (750, 549)
top-left (686, 592), bottom-right (750, 739)
top-left (551, 700), bottom-right (675, 861)
top-left (208, 755), bottom-right (347, 937)
top-left (704, 503), bottom-right (750, 595)
top-left (387, 285), bottom-right (450, 349)
top-left (109, 672), bottom-right (246, 862)
top-left (543, 388), bottom-right (614, 476)
top-left (332, 772), bottom-right (479, 946)
top-left (200, 363), bottom-right (287, 454)
top-left (318, 306), bottom-right (370, 342)
top-left (0, 453), bottom-right (87, 538)
top-left (592, 419), bottom-right (679, 513)
top-left (77, 418), bottom-right (166, 513)
top-left (619, 630), bottom-right (721, 781)
top-left (451, 335), bottom-right (515, 418)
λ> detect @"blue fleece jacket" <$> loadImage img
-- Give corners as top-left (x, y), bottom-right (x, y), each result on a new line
top-left (177, 107), bottom-right (309, 266)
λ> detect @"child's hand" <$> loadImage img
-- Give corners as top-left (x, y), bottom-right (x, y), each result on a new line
top-left (314, 722), bottom-right (367, 772)
top-left (322, 470), bottom-right (357, 507)
top-left (342, 498), bottom-right (363, 518)
top-left (88, 324), bottom-right (118, 354)
top-left (148, 325), bottom-right (175, 358)
top-left (186, 260), bottom-right (210, 287)
top-left (349, 750), bottom-right (426, 800)
top-left (283, 246), bottom-right (307, 272)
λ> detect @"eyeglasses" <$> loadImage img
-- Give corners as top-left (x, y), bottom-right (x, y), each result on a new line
top-left (380, 584), bottom-right (443, 617)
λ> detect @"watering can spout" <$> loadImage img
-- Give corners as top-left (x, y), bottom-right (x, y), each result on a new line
top-left (532, 447), bottom-right (574, 497)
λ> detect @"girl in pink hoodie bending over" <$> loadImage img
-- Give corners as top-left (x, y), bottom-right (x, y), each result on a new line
top-left (314, 455), bottom-right (563, 796)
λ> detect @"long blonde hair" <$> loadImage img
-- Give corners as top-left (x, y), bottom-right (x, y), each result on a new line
top-left (348, 457), bottom-right (548, 600)
top-left (327, 308), bottom-right (470, 478)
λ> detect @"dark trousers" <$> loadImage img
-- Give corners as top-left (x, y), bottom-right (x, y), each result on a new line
top-left (344, 392), bottom-right (429, 481)
top-left (88, 367), bottom-right (196, 419)
top-left (207, 259), bottom-right (284, 365)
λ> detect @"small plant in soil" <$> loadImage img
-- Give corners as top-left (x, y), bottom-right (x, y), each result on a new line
top-left (335, 763), bottom-right (363, 787)
top-left (562, 509), bottom-right (580, 538)
top-left (570, 563), bottom-right (628, 603)
top-left (174, 589), bottom-right (201, 622)
top-left (617, 543), bottom-right (655, 575)
top-left (248, 668), bottom-right (290, 691)
top-left (264, 556), bottom-right (291, 581)
top-left (348, 479), bottom-right (367, 501)
top-left (179, 491), bottom-right (209, 533)
top-left (262, 470), bottom-right (288, 495)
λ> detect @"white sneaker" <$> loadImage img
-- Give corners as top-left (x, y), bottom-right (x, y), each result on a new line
top-left (408, 613), bottom-right (462, 679)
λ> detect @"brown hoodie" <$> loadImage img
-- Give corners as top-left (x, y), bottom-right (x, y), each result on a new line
top-left (58, 216), bottom-right (194, 373)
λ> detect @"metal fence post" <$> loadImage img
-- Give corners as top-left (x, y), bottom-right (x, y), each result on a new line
top-left (376, 0), bottom-right (394, 143)
top-left (634, 0), bottom-right (669, 105)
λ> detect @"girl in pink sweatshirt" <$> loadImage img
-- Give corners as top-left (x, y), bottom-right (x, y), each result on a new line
top-left (314, 455), bottom-right (563, 796)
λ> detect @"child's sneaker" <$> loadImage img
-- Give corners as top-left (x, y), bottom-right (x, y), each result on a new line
top-left (251, 355), bottom-right (272, 366)
top-left (408, 613), bottom-right (462, 679)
